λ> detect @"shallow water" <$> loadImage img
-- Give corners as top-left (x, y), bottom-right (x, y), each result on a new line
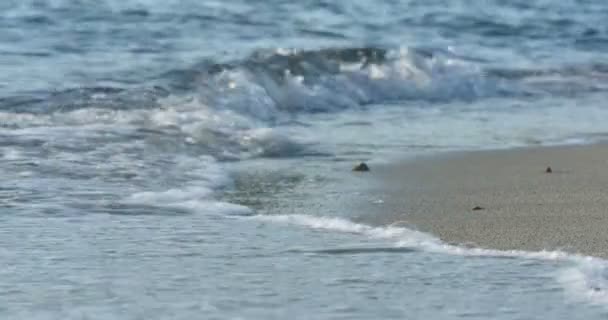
top-left (2, 0), bottom-right (608, 319)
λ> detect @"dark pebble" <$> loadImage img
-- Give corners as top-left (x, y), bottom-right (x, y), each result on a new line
top-left (353, 162), bottom-right (370, 172)
top-left (472, 206), bottom-right (484, 211)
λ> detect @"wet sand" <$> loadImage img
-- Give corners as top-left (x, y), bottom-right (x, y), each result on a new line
top-left (362, 144), bottom-right (608, 258)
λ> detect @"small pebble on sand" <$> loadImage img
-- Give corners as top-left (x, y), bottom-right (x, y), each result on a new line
top-left (353, 162), bottom-right (370, 172)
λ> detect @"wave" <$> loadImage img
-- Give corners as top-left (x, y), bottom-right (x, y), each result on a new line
top-left (177, 47), bottom-right (511, 120)
top-left (4, 46), bottom-right (608, 164)
top-left (1, 46), bottom-right (498, 160)
top-left (6, 46), bottom-right (608, 119)
top-left (0, 86), bottom-right (170, 114)
top-left (487, 62), bottom-right (608, 96)
top-left (2, 46), bottom-right (510, 115)
top-left (251, 213), bottom-right (608, 307)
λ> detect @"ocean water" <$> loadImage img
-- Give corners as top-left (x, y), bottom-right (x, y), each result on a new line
top-left (2, 0), bottom-right (608, 318)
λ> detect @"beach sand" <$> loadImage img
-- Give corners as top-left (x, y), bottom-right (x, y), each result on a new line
top-left (359, 144), bottom-right (608, 258)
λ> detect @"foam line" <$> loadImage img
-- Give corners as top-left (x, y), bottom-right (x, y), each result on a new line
top-left (251, 213), bottom-right (608, 306)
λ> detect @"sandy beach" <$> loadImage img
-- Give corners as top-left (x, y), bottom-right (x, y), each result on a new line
top-left (361, 144), bottom-right (608, 258)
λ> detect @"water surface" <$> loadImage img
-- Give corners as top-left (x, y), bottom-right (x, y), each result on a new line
top-left (2, 1), bottom-right (608, 318)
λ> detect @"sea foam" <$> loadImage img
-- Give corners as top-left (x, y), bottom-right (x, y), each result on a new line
top-left (252, 213), bottom-right (608, 307)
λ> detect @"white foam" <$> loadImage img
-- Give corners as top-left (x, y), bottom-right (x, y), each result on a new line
top-left (253, 214), bottom-right (438, 244)
top-left (252, 214), bottom-right (608, 307)
top-left (123, 155), bottom-right (251, 216)
top-left (559, 260), bottom-right (608, 306)
top-left (0, 96), bottom-right (308, 161)
top-left (1, 147), bottom-right (23, 160)
top-left (125, 185), bottom-right (250, 216)
top-left (128, 186), bottom-right (214, 204)
top-left (0, 112), bottom-right (50, 129)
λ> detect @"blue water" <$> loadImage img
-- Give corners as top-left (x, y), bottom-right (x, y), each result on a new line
top-left (2, 1), bottom-right (608, 319)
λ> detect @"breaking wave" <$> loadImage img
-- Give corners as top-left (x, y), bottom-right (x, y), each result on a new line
top-left (0, 46), bottom-right (513, 161)
top-left (8, 46), bottom-right (607, 160)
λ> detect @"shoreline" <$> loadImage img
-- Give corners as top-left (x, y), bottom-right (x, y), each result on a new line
top-left (357, 143), bottom-right (608, 258)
